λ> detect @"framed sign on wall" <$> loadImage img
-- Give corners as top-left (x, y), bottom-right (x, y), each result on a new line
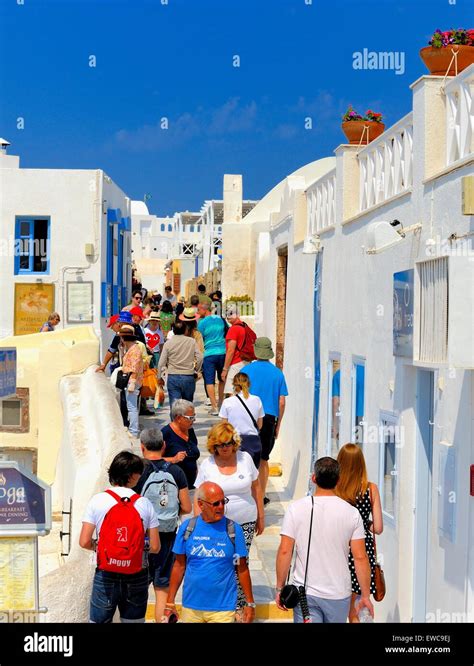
top-left (14, 283), bottom-right (55, 336)
top-left (66, 281), bottom-right (93, 323)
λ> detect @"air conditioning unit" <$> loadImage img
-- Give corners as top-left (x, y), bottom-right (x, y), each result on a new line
top-left (414, 255), bottom-right (474, 368)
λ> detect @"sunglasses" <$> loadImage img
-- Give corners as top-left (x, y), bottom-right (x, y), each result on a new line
top-left (200, 497), bottom-right (229, 507)
top-left (181, 414), bottom-right (196, 421)
top-left (215, 441), bottom-right (233, 449)
top-left (134, 296), bottom-right (142, 301)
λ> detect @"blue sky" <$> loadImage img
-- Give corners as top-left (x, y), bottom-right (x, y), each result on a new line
top-left (0, 0), bottom-right (472, 215)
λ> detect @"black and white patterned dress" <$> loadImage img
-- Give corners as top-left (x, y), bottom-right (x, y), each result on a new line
top-left (348, 487), bottom-right (377, 596)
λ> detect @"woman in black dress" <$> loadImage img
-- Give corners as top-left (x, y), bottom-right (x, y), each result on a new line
top-left (336, 443), bottom-right (383, 622)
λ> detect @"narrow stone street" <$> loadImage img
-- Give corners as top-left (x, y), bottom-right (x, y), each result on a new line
top-left (138, 381), bottom-right (292, 622)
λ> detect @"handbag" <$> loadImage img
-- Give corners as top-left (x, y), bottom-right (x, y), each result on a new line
top-left (141, 367), bottom-right (159, 398)
top-left (280, 496), bottom-right (314, 612)
top-left (369, 484), bottom-right (386, 602)
top-left (113, 367), bottom-right (131, 390)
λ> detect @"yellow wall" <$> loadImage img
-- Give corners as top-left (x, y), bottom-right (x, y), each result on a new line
top-left (0, 327), bottom-right (99, 483)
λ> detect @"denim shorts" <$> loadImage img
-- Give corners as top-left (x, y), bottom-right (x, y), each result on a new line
top-left (202, 354), bottom-right (226, 385)
top-left (293, 593), bottom-right (351, 624)
top-left (90, 568), bottom-right (149, 623)
top-left (148, 532), bottom-right (176, 589)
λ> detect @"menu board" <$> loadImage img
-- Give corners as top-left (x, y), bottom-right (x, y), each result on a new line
top-left (0, 537), bottom-right (36, 610)
top-left (67, 281), bottom-right (93, 323)
top-left (14, 283), bottom-right (55, 336)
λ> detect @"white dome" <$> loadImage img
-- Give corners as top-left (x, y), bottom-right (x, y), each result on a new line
top-left (131, 200), bottom-right (150, 215)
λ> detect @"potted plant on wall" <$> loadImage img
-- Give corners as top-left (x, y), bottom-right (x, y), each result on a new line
top-left (420, 29), bottom-right (474, 76)
top-left (341, 106), bottom-right (385, 145)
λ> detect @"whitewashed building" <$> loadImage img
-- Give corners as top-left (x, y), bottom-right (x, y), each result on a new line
top-left (0, 141), bottom-right (132, 345)
top-left (222, 65), bottom-right (474, 622)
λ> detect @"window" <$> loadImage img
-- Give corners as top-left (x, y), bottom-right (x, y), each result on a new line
top-left (327, 358), bottom-right (341, 457)
top-left (351, 360), bottom-right (365, 444)
top-left (379, 411), bottom-right (398, 523)
top-left (182, 243), bottom-right (196, 256)
top-left (14, 218), bottom-right (50, 274)
top-left (0, 388), bottom-right (30, 433)
top-left (168, 224), bottom-right (172, 232)
top-left (160, 224), bottom-right (165, 232)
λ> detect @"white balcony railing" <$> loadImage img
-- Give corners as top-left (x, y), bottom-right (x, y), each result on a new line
top-left (445, 64), bottom-right (474, 166)
top-left (307, 168), bottom-right (336, 234)
top-left (358, 113), bottom-right (413, 212)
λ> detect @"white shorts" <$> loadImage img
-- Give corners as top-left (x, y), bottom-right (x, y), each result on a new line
top-left (224, 360), bottom-right (249, 394)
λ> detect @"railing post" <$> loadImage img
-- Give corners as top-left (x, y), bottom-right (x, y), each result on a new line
top-left (335, 145), bottom-right (360, 222)
top-left (411, 76), bottom-right (447, 181)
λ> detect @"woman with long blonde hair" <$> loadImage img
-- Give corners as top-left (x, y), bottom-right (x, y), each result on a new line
top-left (219, 372), bottom-right (264, 468)
top-left (336, 443), bottom-right (383, 622)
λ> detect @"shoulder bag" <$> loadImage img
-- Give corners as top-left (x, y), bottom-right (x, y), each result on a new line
top-left (368, 483), bottom-right (386, 602)
top-left (279, 496), bottom-right (314, 617)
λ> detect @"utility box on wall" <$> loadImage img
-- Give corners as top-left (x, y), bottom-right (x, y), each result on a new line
top-left (462, 176), bottom-right (474, 215)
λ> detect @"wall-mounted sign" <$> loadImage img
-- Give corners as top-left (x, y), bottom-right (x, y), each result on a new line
top-left (14, 283), bottom-right (55, 336)
top-left (66, 281), bottom-right (94, 323)
top-left (0, 537), bottom-right (37, 610)
top-left (0, 348), bottom-right (16, 399)
top-left (0, 462), bottom-right (51, 535)
top-left (393, 269), bottom-right (414, 357)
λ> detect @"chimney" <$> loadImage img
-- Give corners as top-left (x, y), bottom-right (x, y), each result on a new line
top-left (0, 138), bottom-right (11, 155)
top-left (223, 174), bottom-right (242, 224)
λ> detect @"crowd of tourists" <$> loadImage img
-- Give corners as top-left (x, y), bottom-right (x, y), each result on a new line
top-left (80, 282), bottom-right (383, 625)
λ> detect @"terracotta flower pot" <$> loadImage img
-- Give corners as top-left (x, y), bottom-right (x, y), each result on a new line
top-left (342, 120), bottom-right (385, 145)
top-left (419, 45), bottom-right (474, 76)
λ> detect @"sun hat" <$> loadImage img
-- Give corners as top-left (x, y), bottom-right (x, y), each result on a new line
top-left (149, 311), bottom-right (161, 321)
top-left (107, 314), bottom-right (120, 328)
top-left (254, 337), bottom-right (274, 360)
top-left (118, 310), bottom-right (133, 324)
top-left (179, 307), bottom-right (199, 322)
top-left (129, 306), bottom-right (144, 318)
top-left (118, 324), bottom-right (137, 338)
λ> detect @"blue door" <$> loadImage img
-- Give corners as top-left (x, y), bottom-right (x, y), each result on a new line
top-left (413, 369), bottom-right (434, 621)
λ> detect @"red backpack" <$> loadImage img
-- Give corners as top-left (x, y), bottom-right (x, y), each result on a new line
top-left (236, 322), bottom-right (257, 362)
top-left (96, 490), bottom-right (145, 574)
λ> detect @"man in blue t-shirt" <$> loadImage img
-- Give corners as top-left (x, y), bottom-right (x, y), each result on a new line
top-left (243, 338), bottom-right (288, 504)
top-left (164, 482), bottom-right (256, 623)
top-left (197, 302), bottom-right (227, 416)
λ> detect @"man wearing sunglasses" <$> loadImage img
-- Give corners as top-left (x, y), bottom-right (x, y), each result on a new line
top-left (164, 482), bottom-right (256, 623)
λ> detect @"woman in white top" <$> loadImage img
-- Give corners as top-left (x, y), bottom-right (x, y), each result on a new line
top-left (219, 372), bottom-right (264, 469)
top-left (194, 421), bottom-right (264, 618)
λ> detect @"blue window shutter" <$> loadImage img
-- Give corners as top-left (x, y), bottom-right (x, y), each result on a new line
top-left (112, 285), bottom-right (119, 313)
top-left (101, 282), bottom-right (112, 318)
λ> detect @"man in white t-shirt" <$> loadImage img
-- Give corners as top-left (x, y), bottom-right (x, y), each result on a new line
top-left (275, 457), bottom-right (374, 623)
top-left (79, 451), bottom-right (160, 623)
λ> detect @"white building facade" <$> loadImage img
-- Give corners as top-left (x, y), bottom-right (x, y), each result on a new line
top-left (0, 144), bottom-right (132, 346)
top-left (231, 65), bottom-right (474, 622)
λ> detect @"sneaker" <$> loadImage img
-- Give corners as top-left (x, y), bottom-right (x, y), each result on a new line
top-left (263, 497), bottom-right (270, 506)
top-left (205, 398), bottom-right (212, 406)
top-left (209, 409), bottom-right (219, 416)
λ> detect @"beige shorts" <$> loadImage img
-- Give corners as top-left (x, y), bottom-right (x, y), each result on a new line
top-left (224, 360), bottom-right (249, 394)
top-left (181, 607), bottom-right (235, 623)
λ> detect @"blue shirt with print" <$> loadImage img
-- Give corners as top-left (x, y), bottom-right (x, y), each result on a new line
top-left (197, 315), bottom-right (226, 357)
top-left (173, 516), bottom-right (247, 611)
top-left (243, 360), bottom-right (288, 417)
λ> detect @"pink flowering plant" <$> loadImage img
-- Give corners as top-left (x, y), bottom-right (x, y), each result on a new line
top-left (429, 28), bottom-right (474, 48)
top-left (342, 106), bottom-right (383, 123)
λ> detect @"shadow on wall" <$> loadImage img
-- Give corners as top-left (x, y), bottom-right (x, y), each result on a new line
top-left (284, 450), bottom-right (301, 500)
top-left (385, 603), bottom-right (401, 623)
top-left (40, 366), bottom-right (131, 622)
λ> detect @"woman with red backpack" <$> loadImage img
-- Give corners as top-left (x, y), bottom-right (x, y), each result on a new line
top-left (79, 451), bottom-right (160, 623)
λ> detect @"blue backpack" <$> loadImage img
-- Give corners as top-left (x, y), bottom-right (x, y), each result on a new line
top-left (141, 461), bottom-right (180, 533)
